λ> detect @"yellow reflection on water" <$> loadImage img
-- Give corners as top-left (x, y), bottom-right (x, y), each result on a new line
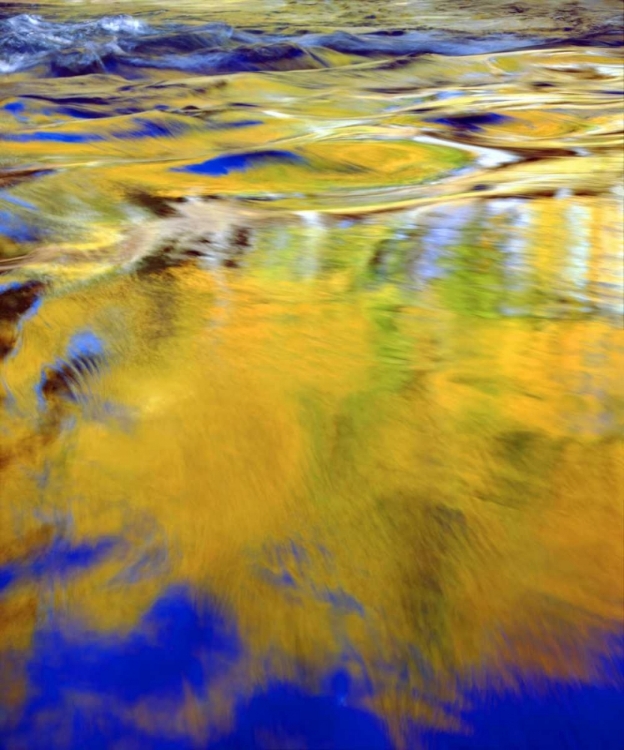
top-left (1, 192), bottom-right (622, 740)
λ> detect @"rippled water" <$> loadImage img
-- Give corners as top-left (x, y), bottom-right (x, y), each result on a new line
top-left (1, 2), bottom-right (623, 748)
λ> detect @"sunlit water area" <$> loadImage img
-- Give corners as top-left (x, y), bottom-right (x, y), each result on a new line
top-left (0, 1), bottom-right (623, 748)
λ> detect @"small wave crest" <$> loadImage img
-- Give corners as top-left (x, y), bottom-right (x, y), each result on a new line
top-left (1, 13), bottom-right (621, 78)
top-left (0, 13), bottom-right (148, 74)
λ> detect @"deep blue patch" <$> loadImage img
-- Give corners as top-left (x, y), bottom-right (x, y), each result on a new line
top-left (24, 584), bottom-right (237, 704)
top-left (173, 150), bottom-right (304, 176)
top-left (3, 585), bottom-right (242, 749)
top-left (2, 101), bottom-right (26, 118)
top-left (426, 113), bottom-right (512, 132)
top-left (211, 682), bottom-right (394, 750)
top-left (2, 131), bottom-right (103, 144)
top-left (413, 644), bottom-right (624, 749)
top-left (29, 537), bottom-right (118, 578)
top-left (55, 105), bottom-right (109, 119)
top-left (329, 668), bottom-right (351, 702)
top-left (0, 536), bottom-right (119, 594)
top-left (0, 567), bottom-right (17, 593)
top-left (52, 103), bottom-right (141, 118)
top-left (1, 569), bottom-right (621, 750)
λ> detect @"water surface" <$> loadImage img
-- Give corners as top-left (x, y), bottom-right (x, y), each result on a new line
top-left (1, 2), bottom-right (623, 748)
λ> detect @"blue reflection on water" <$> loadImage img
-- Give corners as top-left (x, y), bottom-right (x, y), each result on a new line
top-left (173, 150), bottom-right (305, 176)
top-left (416, 640), bottom-right (624, 749)
top-left (0, 536), bottom-right (120, 595)
top-left (2, 575), bottom-right (621, 749)
top-left (2, 131), bottom-right (103, 143)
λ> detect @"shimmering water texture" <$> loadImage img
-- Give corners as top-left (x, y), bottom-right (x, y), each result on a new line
top-left (1, 3), bottom-right (623, 749)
